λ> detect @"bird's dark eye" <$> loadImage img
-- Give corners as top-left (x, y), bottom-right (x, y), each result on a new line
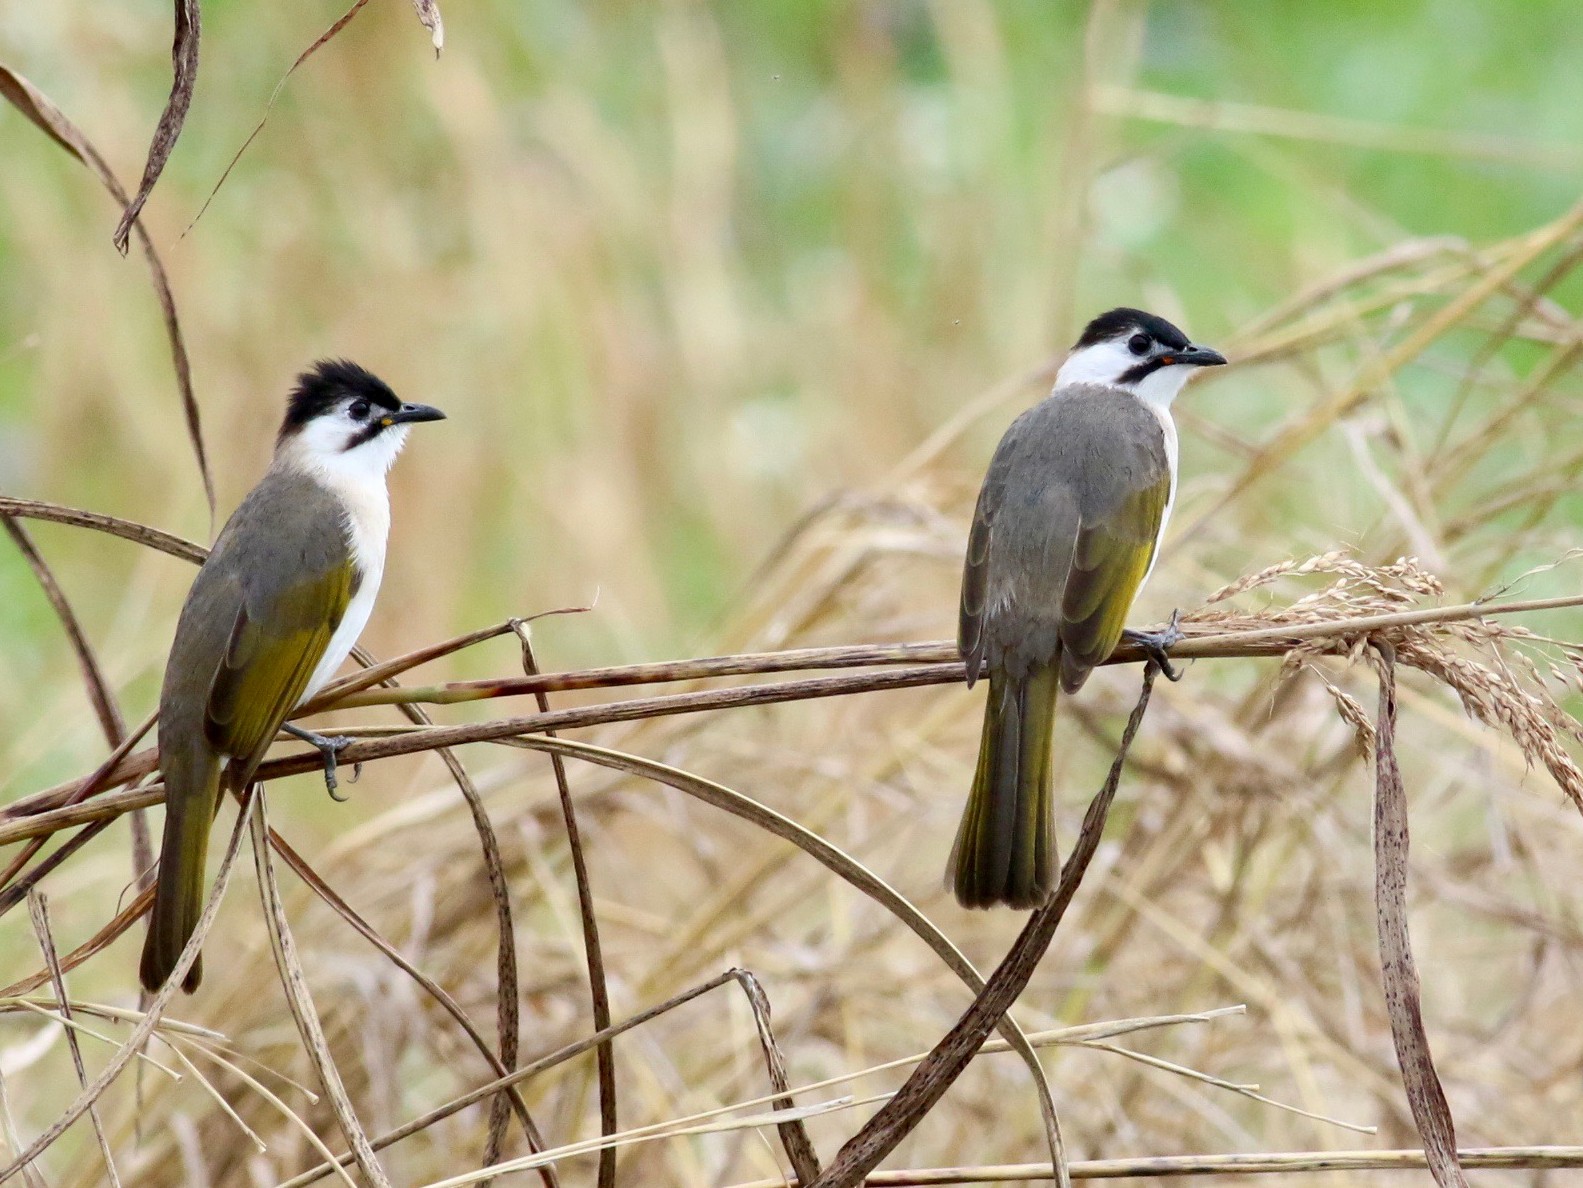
top-left (349, 399), bottom-right (371, 421)
top-left (1127, 333), bottom-right (1151, 356)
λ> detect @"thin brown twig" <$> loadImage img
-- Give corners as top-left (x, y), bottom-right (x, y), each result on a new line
top-left (314, 590), bottom-right (1583, 711)
top-left (0, 515), bottom-right (151, 923)
top-left (0, 712), bottom-right (156, 897)
top-left (0, 885), bottom-right (155, 998)
top-left (2, 517), bottom-right (125, 745)
top-left (305, 603), bottom-right (594, 710)
top-left (0, 497), bottom-right (204, 563)
top-left (735, 969), bottom-right (822, 1185)
top-left (182, 0), bottom-right (373, 238)
top-left (0, 819), bottom-right (116, 918)
top-left (11, 585), bottom-right (1583, 846)
top-left (0, 69), bottom-right (213, 514)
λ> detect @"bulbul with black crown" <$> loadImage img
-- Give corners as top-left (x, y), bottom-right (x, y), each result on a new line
top-left (950, 308), bottom-right (1225, 910)
top-left (140, 360), bottom-right (444, 993)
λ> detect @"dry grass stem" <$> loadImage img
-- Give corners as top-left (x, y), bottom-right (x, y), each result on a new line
top-left (727, 1145), bottom-right (1583, 1186)
top-left (27, 891), bottom-right (122, 1187)
top-left (0, 790), bottom-right (255, 1180)
top-left (513, 626), bottom-right (617, 1188)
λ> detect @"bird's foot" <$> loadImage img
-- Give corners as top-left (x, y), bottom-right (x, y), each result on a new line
top-left (1123, 609), bottom-right (1185, 682)
top-left (283, 724), bottom-right (359, 801)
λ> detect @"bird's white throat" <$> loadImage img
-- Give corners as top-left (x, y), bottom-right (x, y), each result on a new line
top-left (272, 419), bottom-right (404, 580)
top-left (1055, 339), bottom-right (1195, 410)
top-left (273, 424), bottom-right (406, 702)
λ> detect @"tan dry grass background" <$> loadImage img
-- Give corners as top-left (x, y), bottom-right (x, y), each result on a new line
top-left (5, 2), bottom-right (1583, 1185)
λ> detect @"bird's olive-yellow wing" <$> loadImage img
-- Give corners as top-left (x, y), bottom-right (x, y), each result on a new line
top-left (203, 563), bottom-right (353, 786)
top-left (959, 475), bottom-right (1001, 686)
top-left (1057, 472), bottom-right (1171, 684)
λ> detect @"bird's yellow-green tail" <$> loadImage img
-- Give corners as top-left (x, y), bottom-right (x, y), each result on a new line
top-left (949, 663), bottom-right (1059, 909)
top-left (140, 744), bottom-right (221, 993)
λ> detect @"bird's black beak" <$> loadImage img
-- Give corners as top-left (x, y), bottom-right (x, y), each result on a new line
top-left (384, 402), bottom-right (447, 426)
top-left (1162, 344), bottom-right (1227, 368)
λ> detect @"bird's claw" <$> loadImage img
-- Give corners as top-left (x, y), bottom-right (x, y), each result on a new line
top-left (1123, 609), bottom-right (1185, 682)
top-left (284, 725), bottom-right (357, 801)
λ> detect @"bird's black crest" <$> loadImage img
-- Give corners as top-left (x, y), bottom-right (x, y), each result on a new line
top-left (280, 360), bottom-right (400, 440)
top-left (1074, 307), bottom-right (1191, 351)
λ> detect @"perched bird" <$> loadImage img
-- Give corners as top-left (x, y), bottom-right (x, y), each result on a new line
top-left (140, 361), bottom-right (444, 992)
top-left (950, 309), bottom-right (1226, 909)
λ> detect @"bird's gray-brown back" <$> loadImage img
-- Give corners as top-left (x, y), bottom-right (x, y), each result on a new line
top-left (959, 383), bottom-right (1171, 686)
top-left (158, 471), bottom-right (354, 754)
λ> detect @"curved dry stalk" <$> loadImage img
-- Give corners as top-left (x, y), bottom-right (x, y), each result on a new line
top-left (342, 637), bottom-right (550, 1188)
top-left (2, 517), bottom-right (125, 745)
top-left (809, 664), bottom-right (1159, 1188)
top-left (0, 68), bottom-right (212, 512)
top-left (0, 885), bottom-right (154, 998)
top-left (28, 891), bottom-right (122, 1186)
top-left (1370, 644), bottom-right (1466, 1187)
top-left (184, 0), bottom-right (373, 237)
top-left (0, 497), bottom-right (204, 563)
top-left (491, 734), bottom-right (1065, 1172)
top-left (113, 0), bottom-right (200, 257)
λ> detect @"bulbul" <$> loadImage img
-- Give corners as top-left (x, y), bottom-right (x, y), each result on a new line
top-left (950, 308), bottom-right (1226, 909)
top-left (140, 360), bottom-right (444, 992)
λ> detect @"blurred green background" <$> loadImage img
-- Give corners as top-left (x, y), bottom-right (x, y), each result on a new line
top-left (4, 2), bottom-right (1582, 755)
top-left (7, 3), bottom-right (1583, 1180)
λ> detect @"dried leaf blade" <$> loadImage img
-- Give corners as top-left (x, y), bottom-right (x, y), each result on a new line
top-left (1372, 643), bottom-right (1468, 1188)
top-left (113, 0), bottom-right (201, 254)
